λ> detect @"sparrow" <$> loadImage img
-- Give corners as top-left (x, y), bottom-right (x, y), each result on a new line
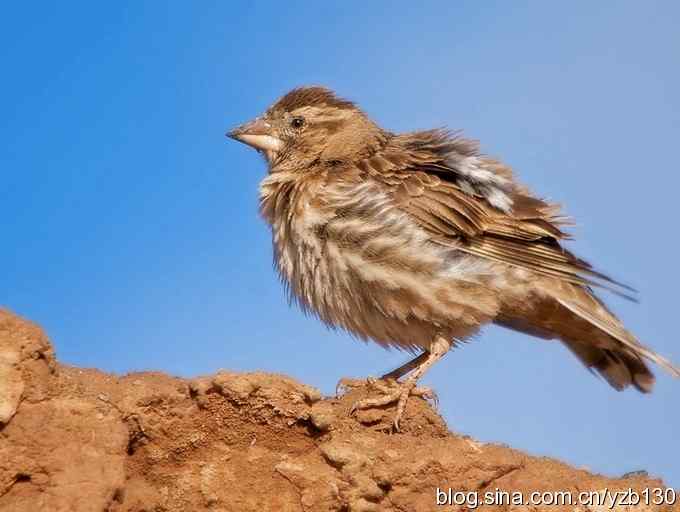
top-left (227, 86), bottom-right (679, 431)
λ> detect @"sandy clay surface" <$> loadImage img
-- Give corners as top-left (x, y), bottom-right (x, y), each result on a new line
top-left (1, 309), bottom-right (677, 511)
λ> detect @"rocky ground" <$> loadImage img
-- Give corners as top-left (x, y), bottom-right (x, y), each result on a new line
top-left (0, 309), bottom-right (677, 511)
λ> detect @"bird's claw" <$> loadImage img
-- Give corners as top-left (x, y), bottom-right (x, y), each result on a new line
top-left (347, 378), bottom-right (437, 432)
top-left (412, 386), bottom-right (439, 409)
top-left (336, 376), bottom-right (378, 397)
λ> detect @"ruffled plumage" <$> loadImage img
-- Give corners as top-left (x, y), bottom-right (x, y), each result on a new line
top-left (234, 86), bottom-right (679, 405)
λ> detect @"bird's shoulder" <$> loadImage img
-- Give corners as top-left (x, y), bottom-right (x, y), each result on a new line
top-left (333, 129), bottom-right (631, 296)
top-left (342, 129), bottom-right (568, 240)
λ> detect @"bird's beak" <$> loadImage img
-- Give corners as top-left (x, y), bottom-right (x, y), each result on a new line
top-left (226, 118), bottom-right (283, 153)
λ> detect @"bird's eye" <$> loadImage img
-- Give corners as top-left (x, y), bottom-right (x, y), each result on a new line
top-left (291, 117), bottom-right (305, 129)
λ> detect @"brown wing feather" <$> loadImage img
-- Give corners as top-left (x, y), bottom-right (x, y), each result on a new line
top-left (348, 128), bottom-right (680, 388)
top-left (359, 129), bottom-right (635, 299)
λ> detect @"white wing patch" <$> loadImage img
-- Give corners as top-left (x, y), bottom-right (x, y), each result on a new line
top-left (448, 155), bottom-right (514, 212)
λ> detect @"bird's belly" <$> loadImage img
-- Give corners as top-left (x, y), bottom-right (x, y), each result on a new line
top-left (274, 228), bottom-right (500, 350)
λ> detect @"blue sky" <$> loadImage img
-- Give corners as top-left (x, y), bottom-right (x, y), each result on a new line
top-left (2, 1), bottom-right (679, 486)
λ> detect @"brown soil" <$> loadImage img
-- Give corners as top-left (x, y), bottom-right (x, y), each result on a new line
top-left (1, 309), bottom-right (677, 511)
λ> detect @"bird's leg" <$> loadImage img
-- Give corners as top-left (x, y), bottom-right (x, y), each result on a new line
top-left (349, 335), bottom-right (451, 431)
top-left (381, 351), bottom-right (430, 381)
top-left (335, 351), bottom-right (428, 396)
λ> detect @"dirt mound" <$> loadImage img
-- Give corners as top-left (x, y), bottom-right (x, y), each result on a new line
top-left (0, 309), bottom-right (677, 511)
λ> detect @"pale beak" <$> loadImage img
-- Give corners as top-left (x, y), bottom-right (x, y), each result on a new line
top-left (227, 118), bottom-right (283, 153)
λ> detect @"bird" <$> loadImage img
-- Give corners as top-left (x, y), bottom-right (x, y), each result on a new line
top-left (227, 86), bottom-right (680, 431)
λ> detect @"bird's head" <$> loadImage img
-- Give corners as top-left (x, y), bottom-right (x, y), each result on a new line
top-left (228, 87), bottom-right (386, 171)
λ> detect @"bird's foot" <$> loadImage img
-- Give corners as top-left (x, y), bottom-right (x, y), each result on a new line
top-left (348, 376), bottom-right (437, 432)
top-left (335, 377), bottom-right (370, 397)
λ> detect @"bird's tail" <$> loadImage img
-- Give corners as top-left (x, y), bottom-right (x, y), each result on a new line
top-left (496, 280), bottom-right (680, 392)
